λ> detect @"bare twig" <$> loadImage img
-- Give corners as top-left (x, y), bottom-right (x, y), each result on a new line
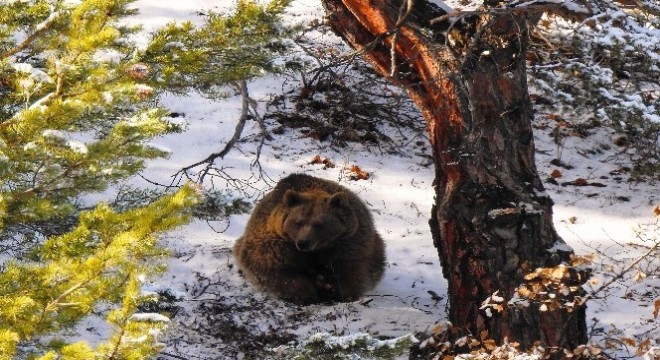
top-left (247, 94), bottom-right (267, 174)
top-left (159, 352), bottom-right (209, 360)
top-left (175, 80), bottom-right (252, 184)
top-left (138, 173), bottom-right (180, 189)
top-left (582, 238), bottom-right (660, 304)
top-left (390, 0), bottom-right (414, 77)
top-left (311, 0), bottom-right (423, 81)
top-left (430, 1), bottom-right (592, 26)
top-left (390, 31), bottom-right (399, 78)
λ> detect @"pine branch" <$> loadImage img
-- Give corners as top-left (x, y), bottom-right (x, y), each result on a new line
top-left (1, 10), bottom-right (60, 60)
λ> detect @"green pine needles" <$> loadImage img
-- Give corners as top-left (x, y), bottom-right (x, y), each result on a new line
top-left (0, 0), bottom-right (290, 358)
top-left (142, 0), bottom-right (294, 96)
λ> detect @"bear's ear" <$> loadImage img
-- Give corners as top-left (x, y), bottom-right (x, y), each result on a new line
top-left (329, 192), bottom-right (349, 209)
top-left (283, 189), bottom-right (303, 207)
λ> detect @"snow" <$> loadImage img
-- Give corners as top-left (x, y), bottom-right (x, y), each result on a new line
top-left (305, 332), bottom-right (417, 349)
top-left (557, 0), bottom-right (589, 14)
top-left (491, 293), bottom-right (504, 303)
top-left (101, 91), bottom-right (113, 104)
top-left (428, 0), bottom-right (456, 12)
top-left (52, 0), bottom-right (660, 359)
top-left (66, 140), bottom-right (88, 154)
top-left (129, 313), bottom-right (171, 323)
top-left (93, 49), bottom-right (124, 64)
top-left (35, 11), bottom-right (59, 32)
top-left (145, 142), bottom-right (172, 154)
top-left (643, 113), bottom-right (660, 124)
top-left (13, 62), bottom-right (52, 94)
top-left (42, 129), bottom-right (66, 138)
top-left (125, 109), bottom-right (160, 126)
top-left (164, 41), bottom-right (185, 49)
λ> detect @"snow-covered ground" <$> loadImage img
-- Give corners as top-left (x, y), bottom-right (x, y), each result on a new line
top-left (115, 1), bottom-right (659, 358)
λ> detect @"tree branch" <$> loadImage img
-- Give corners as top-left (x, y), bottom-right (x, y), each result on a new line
top-left (1, 10), bottom-right (60, 60)
top-left (175, 80), bottom-right (252, 184)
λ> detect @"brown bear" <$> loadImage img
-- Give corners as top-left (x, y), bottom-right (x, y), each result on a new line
top-left (233, 173), bottom-right (385, 304)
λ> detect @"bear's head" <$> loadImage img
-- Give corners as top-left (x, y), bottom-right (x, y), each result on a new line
top-left (276, 189), bottom-right (358, 252)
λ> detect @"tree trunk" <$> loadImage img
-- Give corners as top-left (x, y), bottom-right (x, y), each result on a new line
top-left (321, 0), bottom-right (589, 350)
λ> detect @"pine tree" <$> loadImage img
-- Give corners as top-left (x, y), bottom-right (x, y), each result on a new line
top-left (0, 0), bottom-right (290, 358)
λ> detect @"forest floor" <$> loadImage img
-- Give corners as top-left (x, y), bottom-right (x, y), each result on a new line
top-left (86, 1), bottom-right (660, 359)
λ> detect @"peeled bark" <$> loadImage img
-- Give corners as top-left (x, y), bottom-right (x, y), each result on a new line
top-left (321, 0), bottom-right (589, 350)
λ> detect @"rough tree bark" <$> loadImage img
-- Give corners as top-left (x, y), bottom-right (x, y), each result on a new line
top-left (321, 0), bottom-right (589, 350)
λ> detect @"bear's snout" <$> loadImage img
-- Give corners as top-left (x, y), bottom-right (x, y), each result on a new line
top-left (295, 237), bottom-right (315, 252)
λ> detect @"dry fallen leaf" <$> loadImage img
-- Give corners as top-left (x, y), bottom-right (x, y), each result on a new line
top-left (622, 337), bottom-right (636, 347)
top-left (483, 339), bottom-right (497, 351)
top-left (574, 178), bottom-right (588, 186)
top-left (518, 286), bottom-right (532, 297)
top-left (632, 270), bottom-right (647, 282)
top-left (310, 155), bottom-right (323, 164)
top-left (550, 169), bottom-right (563, 178)
top-left (635, 338), bottom-right (651, 356)
top-left (348, 165), bottom-right (370, 180)
top-left (571, 254), bottom-right (595, 267)
top-left (573, 345), bottom-right (587, 355)
top-left (309, 155), bottom-right (335, 169)
top-left (604, 339), bottom-right (619, 350)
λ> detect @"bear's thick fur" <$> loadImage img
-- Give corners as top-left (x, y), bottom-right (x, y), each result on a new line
top-left (233, 173), bottom-right (385, 304)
